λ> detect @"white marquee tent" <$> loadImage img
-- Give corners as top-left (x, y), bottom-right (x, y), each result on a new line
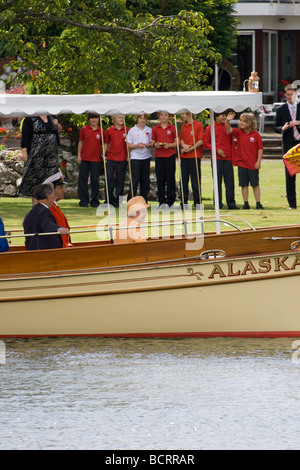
top-left (0, 90), bottom-right (263, 232)
top-left (0, 91), bottom-right (262, 117)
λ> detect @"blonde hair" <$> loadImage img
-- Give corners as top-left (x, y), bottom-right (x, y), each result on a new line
top-left (182, 111), bottom-right (197, 121)
top-left (285, 84), bottom-right (297, 93)
top-left (157, 111), bottom-right (170, 117)
top-left (239, 113), bottom-right (257, 132)
top-left (112, 114), bottom-right (124, 122)
top-left (135, 113), bottom-right (148, 121)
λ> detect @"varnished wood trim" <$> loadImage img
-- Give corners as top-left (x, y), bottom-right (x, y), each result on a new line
top-left (0, 269), bottom-right (299, 302)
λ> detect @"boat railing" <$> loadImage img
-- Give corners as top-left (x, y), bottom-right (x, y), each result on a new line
top-left (0, 215), bottom-right (256, 243)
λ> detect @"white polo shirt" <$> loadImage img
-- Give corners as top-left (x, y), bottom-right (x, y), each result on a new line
top-left (127, 124), bottom-right (152, 160)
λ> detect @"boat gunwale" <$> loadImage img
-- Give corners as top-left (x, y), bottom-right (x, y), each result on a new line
top-left (0, 223), bottom-right (300, 278)
top-left (0, 248), bottom-right (299, 283)
top-left (1, 262), bottom-right (300, 303)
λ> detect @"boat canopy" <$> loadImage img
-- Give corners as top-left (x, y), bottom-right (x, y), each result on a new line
top-left (0, 91), bottom-right (262, 117)
top-left (0, 90), bottom-right (263, 235)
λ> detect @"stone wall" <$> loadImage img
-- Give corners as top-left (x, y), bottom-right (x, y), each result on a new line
top-left (0, 143), bottom-right (162, 200)
top-left (0, 143), bottom-right (79, 198)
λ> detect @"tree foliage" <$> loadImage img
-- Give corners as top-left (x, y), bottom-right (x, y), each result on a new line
top-left (127, 0), bottom-right (238, 59)
top-left (0, 0), bottom-right (235, 95)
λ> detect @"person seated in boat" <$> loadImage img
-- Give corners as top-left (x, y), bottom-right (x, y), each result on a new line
top-left (0, 216), bottom-right (9, 252)
top-left (43, 171), bottom-right (72, 248)
top-left (23, 183), bottom-right (70, 250)
top-left (114, 196), bottom-right (149, 244)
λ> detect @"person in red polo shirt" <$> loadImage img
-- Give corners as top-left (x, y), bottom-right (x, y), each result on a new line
top-left (104, 115), bottom-right (130, 207)
top-left (179, 112), bottom-right (203, 208)
top-left (77, 113), bottom-right (102, 207)
top-left (151, 111), bottom-right (179, 208)
top-left (226, 112), bottom-right (264, 210)
top-left (204, 112), bottom-right (239, 210)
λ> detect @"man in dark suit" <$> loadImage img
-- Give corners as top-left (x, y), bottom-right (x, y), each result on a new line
top-left (23, 183), bottom-right (70, 250)
top-left (274, 84), bottom-right (300, 209)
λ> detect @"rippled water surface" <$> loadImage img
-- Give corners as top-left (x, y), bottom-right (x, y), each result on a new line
top-left (1, 337), bottom-right (300, 450)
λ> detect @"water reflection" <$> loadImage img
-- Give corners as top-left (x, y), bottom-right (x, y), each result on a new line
top-left (1, 337), bottom-right (300, 450)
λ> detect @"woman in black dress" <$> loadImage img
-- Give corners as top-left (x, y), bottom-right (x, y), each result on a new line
top-left (18, 115), bottom-right (62, 198)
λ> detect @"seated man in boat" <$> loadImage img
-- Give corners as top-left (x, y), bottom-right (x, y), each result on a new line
top-left (114, 196), bottom-right (149, 243)
top-left (0, 216), bottom-right (9, 252)
top-left (43, 171), bottom-right (72, 247)
top-left (23, 183), bottom-right (70, 250)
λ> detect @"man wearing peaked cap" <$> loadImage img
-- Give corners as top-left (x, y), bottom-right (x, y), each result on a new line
top-left (43, 171), bottom-right (72, 248)
top-left (43, 171), bottom-right (67, 187)
top-left (114, 196), bottom-right (149, 244)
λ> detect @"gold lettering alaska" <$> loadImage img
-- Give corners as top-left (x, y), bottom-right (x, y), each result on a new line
top-left (208, 255), bottom-right (300, 279)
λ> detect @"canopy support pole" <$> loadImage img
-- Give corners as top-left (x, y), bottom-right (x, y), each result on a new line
top-left (174, 114), bottom-right (188, 238)
top-left (124, 115), bottom-right (134, 198)
top-left (209, 110), bottom-right (221, 234)
top-left (191, 118), bottom-right (202, 206)
top-left (100, 115), bottom-right (114, 244)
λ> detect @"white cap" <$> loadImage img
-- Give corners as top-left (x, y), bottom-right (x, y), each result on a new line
top-left (43, 171), bottom-right (66, 186)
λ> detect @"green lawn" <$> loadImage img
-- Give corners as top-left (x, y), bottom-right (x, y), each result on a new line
top-left (1, 159), bottom-right (299, 246)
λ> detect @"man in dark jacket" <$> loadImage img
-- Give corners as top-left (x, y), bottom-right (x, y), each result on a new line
top-left (23, 183), bottom-right (70, 250)
top-left (274, 84), bottom-right (300, 209)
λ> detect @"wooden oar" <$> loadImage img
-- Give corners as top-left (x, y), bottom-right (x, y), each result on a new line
top-left (100, 115), bottom-right (114, 244)
top-left (191, 117), bottom-right (202, 206)
top-left (174, 114), bottom-right (188, 238)
top-left (123, 115), bottom-right (134, 198)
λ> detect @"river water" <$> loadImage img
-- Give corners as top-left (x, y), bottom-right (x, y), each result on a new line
top-left (1, 337), bottom-right (300, 450)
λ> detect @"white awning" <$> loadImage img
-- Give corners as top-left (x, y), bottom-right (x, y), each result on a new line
top-left (0, 91), bottom-right (262, 117)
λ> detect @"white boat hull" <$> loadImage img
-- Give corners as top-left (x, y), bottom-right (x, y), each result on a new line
top-left (1, 251), bottom-right (300, 337)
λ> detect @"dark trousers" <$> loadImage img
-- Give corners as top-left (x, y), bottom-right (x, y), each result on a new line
top-left (212, 159), bottom-right (236, 209)
top-left (78, 160), bottom-right (100, 207)
top-left (128, 158), bottom-right (151, 202)
top-left (285, 164), bottom-right (296, 208)
top-left (180, 158), bottom-right (201, 205)
top-left (106, 160), bottom-right (127, 207)
top-left (155, 154), bottom-right (176, 206)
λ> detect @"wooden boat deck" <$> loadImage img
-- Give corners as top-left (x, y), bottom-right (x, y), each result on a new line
top-left (1, 224), bottom-right (300, 279)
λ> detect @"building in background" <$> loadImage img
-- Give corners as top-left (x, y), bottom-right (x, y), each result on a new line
top-left (230, 0), bottom-right (300, 103)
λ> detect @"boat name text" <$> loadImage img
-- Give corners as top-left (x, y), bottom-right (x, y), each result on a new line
top-left (208, 255), bottom-right (300, 279)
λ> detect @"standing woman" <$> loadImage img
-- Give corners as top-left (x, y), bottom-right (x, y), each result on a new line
top-left (18, 115), bottom-right (62, 199)
top-left (127, 114), bottom-right (152, 202)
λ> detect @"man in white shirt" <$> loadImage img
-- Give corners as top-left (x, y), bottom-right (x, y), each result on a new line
top-left (127, 114), bottom-right (152, 202)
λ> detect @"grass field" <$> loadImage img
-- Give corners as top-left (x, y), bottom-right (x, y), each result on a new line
top-left (1, 159), bottom-right (299, 246)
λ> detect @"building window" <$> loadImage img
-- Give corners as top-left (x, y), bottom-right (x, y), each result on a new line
top-left (234, 31), bottom-right (255, 89)
top-left (263, 31), bottom-right (277, 97)
top-left (281, 33), bottom-right (297, 82)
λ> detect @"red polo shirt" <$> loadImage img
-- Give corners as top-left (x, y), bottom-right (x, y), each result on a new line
top-left (204, 122), bottom-right (235, 161)
top-left (104, 125), bottom-right (129, 161)
top-left (232, 128), bottom-right (263, 169)
top-left (79, 125), bottom-right (102, 162)
top-left (151, 123), bottom-right (177, 157)
top-left (180, 121), bottom-right (204, 159)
